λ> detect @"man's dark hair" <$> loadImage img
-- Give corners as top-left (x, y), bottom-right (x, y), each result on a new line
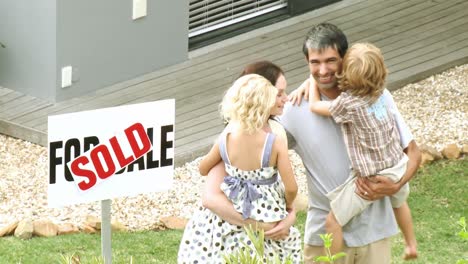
top-left (302, 23), bottom-right (348, 59)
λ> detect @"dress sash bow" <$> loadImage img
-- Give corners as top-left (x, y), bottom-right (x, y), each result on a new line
top-left (223, 173), bottom-right (278, 219)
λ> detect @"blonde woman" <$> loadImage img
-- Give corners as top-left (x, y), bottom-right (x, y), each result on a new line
top-left (308, 43), bottom-right (417, 260)
top-left (178, 74), bottom-right (302, 263)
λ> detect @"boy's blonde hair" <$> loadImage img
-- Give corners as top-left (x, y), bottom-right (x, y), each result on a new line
top-left (338, 42), bottom-right (387, 102)
top-left (220, 74), bottom-right (277, 134)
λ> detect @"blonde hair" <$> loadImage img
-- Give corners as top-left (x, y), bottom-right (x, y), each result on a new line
top-left (337, 42), bottom-right (387, 102)
top-left (220, 74), bottom-right (277, 134)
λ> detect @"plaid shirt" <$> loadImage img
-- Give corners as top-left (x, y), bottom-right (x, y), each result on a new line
top-left (330, 92), bottom-right (404, 177)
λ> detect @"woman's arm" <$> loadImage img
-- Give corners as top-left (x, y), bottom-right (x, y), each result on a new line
top-left (308, 80), bottom-right (331, 116)
top-left (199, 142), bottom-right (222, 176)
top-left (201, 161), bottom-right (275, 230)
top-left (275, 137), bottom-right (298, 209)
top-left (264, 206), bottom-right (297, 240)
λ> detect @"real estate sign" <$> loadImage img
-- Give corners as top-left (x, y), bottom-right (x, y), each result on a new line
top-left (47, 99), bottom-right (175, 207)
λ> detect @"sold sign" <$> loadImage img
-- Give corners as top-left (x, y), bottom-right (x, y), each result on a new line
top-left (70, 122), bottom-right (152, 191)
top-left (48, 100), bottom-right (175, 208)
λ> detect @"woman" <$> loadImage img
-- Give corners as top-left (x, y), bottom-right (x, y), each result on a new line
top-left (202, 61), bottom-right (294, 240)
top-left (179, 62), bottom-right (301, 263)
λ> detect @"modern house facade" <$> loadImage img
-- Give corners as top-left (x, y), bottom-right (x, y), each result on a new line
top-left (0, 1), bottom-right (189, 102)
top-left (0, 0), bottom-right (338, 102)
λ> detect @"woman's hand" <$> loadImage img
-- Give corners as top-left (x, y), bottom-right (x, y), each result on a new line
top-left (264, 207), bottom-right (297, 240)
top-left (288, 78), bottom-right (310, 105)
top-left (254, 221), bottom-right (277, 232)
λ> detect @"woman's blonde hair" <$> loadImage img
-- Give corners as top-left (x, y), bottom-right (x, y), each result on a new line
top-left (220, 74), bottom-right (277, 134)
top-left (337, 42), bottom-right (387, 102)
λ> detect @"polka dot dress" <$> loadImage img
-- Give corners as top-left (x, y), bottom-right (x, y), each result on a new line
top-left (178, 133), bottom-right (302, 263)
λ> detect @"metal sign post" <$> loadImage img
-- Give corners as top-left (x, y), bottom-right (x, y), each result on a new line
top-left (48, 100), bottom-right (175, 264)
top-left (101, 199), bottom-right (112, 264)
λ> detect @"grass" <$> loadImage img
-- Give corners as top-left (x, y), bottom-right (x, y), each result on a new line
top-left (0, 230), bottom-right (183, 263)
top-left (390, 157), bottom-right (467, 264)
top-left (0, 158), bottom-right (466, 263)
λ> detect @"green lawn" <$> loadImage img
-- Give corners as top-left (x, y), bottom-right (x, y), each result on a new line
top-left (0, 158), bottom-right (466, 263)
top-left (390, 158), bottom-right (467, 264)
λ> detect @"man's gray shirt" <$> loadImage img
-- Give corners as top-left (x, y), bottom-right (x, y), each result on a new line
top-left (279, 89), bottom-right (412, 247)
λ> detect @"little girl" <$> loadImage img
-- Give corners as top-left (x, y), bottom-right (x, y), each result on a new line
top-left (308, 43), bottom-right (417, 260)
top-left (178, 74), bottom-right (302, 263)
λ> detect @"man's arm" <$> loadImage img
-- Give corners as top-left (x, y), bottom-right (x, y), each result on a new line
top-left (356, 140), bottom-right (421, 199)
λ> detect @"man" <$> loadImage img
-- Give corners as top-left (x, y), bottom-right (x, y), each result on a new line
top-left (282, 22), bottom-right (421, 263)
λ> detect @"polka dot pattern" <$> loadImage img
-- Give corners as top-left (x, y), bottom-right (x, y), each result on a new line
top-left (178, 207), bottom-right (302, 263)
top-left (221, 165), bottom-right (288, 222)
top-left (178, 132), bottom-right (302, 263)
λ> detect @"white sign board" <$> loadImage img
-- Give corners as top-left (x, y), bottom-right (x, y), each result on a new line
top-left (48, 100), bottom-right (175, 207)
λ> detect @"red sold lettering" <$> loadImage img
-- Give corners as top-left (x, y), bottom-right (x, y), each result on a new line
top-left (70, 156), bottom-right (96, 191)
top-left (125, 123), bottom-right (151, 158)
top-left (90, 145), bottom-right (116, 180)
top-left (70, 122), bottom-right (152, 191)
top-left (110, 136), bottom-right (134, 168)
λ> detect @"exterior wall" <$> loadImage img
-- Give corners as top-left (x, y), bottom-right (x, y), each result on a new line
top-left (0, 0), bottom-right (57, 100)
top-left (56, 0), bottom-right (189, 101)
top-left (0, 1), bottom-right (188, 102)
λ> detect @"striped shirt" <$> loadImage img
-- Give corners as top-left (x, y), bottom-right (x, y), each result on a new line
top-left (330, 92), bottom-right (404, 177)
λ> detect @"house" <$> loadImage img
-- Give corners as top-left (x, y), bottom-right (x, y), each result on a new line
top-left (0, 0), bottom-right (335, 102)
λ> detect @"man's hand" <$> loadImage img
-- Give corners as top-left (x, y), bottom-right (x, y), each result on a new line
top-left (355, 176), bottom-right (401, 201)
top-left (355, 141), bottom-right (421, 201)
top-left (288, 78), bottom-right (310, 105)
top-left (264, 208), bottom-right (296, 240)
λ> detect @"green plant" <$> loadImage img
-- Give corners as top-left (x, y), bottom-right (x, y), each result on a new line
top-left (59, 253), bottom-right (82, 264)
top-left (458, 217), bottom-right (468, 240)
top-left (59, 253), bottom-right (103, 264)
top-left (223, 225), bottom-right (293, 264)
top-left (456, 217), bottom-right (468, 264)
top-left (58, 252), bottom-right (134, 264)
top-left (314, 233), bottom-right (346, 263)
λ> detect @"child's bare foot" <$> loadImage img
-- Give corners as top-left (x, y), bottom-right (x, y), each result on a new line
top-left (403, 245), bottom-right (418, 260)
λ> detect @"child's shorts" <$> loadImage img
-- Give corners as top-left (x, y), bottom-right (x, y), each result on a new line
top-left (327, 155), bottom-right (410, 226)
